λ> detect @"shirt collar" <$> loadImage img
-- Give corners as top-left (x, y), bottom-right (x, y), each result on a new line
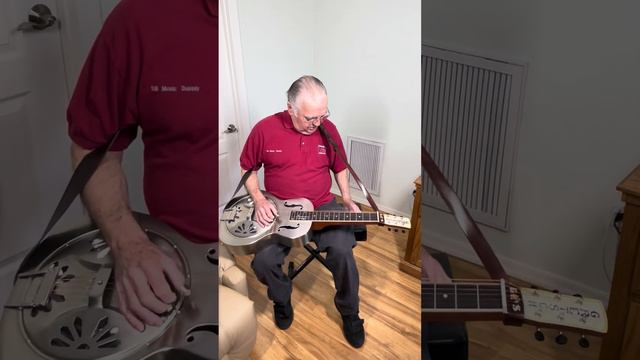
top-left (280, 111), bottom-right (294, 129)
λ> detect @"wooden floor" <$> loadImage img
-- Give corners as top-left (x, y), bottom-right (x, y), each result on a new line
top-left (442, 252), bottom-right (603, 360)
top-left (235, 225), bottom-right (422, 360)
top-left (232, 227), bottom-right (603, 360)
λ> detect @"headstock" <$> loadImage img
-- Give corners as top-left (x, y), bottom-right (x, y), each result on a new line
top-left (380, 213), bottom-right (411, 232)
top-left (516, 287), bottom-right (607, 335)
top-left (508, 286), bottom-right (607, 348)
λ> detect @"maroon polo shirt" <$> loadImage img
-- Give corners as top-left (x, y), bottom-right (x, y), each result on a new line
top-left (240, 111), bottom-right (347, 208)
top-left (67, 0), bottom-right (218, 243)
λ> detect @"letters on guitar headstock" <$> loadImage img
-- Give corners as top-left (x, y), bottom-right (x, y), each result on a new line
top-left (517, 287), bottom-right (608, 335)
top-left (380, 213), bottom-right (411, 232)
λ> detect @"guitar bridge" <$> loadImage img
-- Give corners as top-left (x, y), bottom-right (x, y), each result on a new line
top-left (4, 263), bottom-right (60, 309)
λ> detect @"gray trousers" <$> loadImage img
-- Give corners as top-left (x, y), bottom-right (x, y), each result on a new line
top-left (251, 199), bottom-right (360, 316)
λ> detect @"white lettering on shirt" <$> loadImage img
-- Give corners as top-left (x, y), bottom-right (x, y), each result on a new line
top-left (150, 85), bottom-right (201, 93)
top-left (181, 85), bottom-right (200, 92)
top-left (265, 149), bottom-right (283, 153)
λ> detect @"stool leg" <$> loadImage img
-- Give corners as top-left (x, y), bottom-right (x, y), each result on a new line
top-left (304, 244), bottom-right (331, 270)
top-left (288, 254), bottom-right (315, 280)
top-left (287, 244), bottom-right (331, 280)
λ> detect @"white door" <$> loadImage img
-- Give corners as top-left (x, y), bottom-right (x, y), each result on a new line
top-left (219, 0), bottom-right (249, 214)
top-left (57, 0), bottom-right (120, 94)
top-left (0, 0), bottom-right (72, 310)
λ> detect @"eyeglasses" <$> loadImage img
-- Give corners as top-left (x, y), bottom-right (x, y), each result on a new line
top-left (302, 110), bottom-right (330, 123)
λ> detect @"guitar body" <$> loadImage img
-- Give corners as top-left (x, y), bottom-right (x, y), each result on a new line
top-left (0, 213), bottom-right (218, 360)
top-left (220, 193), bottom-right (314, 256)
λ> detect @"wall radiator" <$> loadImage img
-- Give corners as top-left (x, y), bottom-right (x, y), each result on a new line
top-left (422, 45), bottom-right (526, 230)
top-left (347, 136), bottom-right (385, 196)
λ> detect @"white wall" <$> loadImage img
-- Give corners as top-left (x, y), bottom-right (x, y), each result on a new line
top-left (237, 0), bottom-right (421, 215)
top-left (422, 0), bottom-right (640, 302)
top-left (237, 0), bottom-right (316, 127)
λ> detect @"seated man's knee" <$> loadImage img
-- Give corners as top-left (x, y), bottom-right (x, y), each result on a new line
top-left (251, 245), bottom-right (284, 274)
top-left (251, 251), bottom-right (272, 274)
top-left (327, 243), bottom-right (355, 260)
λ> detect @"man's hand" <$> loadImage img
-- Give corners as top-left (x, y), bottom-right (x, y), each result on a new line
top-left (70, 143), bottom-right (189, 332)
top-left (342, 198), bottom-right (361, 213)
top-left (242, 170), bottom-right (278, 227)
top-left (254, 198), bottom-right (278, 227)
top-left (111, 233), bottom-right (190, 332)
top-left (422, 247), bottom-right (452, 283)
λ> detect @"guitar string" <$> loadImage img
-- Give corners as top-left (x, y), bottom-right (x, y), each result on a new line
top-left (422, 288), bottom-right (503, 293)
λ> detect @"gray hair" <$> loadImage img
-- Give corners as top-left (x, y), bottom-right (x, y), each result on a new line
top-left (286, 75), bottom-right (327, 107)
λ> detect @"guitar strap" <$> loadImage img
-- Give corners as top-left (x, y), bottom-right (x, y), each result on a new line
top-left (318, 124), bottom-right (380, 212)
top-left (223, 170), bottom-right (253, 210)
top-left (421, 145), bottom-right (507, 280)
top-left (15, 130), bottom-right (121, 277)
top-left (224, 124), bottom-right (380, 213)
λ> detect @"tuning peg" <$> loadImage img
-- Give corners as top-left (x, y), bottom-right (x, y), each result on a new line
top-left (534, 328), bottom-right (545, 341)
top-left (555, 332), bottom-right (568, 345)
top-left (579, 335), bottom-right (590, 348)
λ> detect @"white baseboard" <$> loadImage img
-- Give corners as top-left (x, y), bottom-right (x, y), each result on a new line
top-left (427, 231), bottom-right (611, 306)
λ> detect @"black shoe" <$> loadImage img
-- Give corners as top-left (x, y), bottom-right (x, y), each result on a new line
top-left (273, 300), bottom-right (293, 330)
top-left (341, 314), bottom-right (365, 348)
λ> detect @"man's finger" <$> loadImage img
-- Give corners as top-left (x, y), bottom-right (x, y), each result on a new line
top-left (129, 267), bottom-right (171, 314)
top-left (268, 203), bottom-right (278, 217)
top-left (145, 264), bottom-right (177, 305)
top-left (116, 281), bottom-right (145, 332)
top-left (256, 211), bottom-right (266, 227)
top-left (258, 208), bottom-right (271, 226)
top-left (162, 256), bottom-right (190, 296)
top-left (122, 276), bottom-right (163, 326)
top-left (262, 207), bottom-right (274, 220)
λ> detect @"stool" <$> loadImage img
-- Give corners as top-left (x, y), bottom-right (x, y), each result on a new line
top-left (287, 225), bottom-right (367, 280)
top-left (423, 252), bottom-right (469, 360)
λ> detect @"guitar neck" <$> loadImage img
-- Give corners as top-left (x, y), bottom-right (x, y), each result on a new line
top-left (422, 280), bottom-right (510, 321)
top-left (290, 210), bottom-right (380, 224)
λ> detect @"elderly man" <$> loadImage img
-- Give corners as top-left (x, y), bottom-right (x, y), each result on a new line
top-left (239, 76), bottom-right (365, 348)
top-left (68, 0), bottom-right (216, 332)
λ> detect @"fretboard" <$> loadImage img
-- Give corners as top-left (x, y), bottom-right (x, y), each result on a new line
top-left (290, 211), bottom-right (379, 223)
top-left (422, 282), bottom-right (505, 312)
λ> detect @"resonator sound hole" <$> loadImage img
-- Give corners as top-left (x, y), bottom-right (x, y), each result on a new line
top-left (49, 315), bottom-right (121, 351)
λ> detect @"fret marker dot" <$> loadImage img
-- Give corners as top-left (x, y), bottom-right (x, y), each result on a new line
top-left (442, 294), bottom-right (448, 299)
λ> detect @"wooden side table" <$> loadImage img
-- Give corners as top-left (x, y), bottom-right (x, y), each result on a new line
top-left (600, 165), bottom-right (640, 359)
top-left (400, 176), bottom-right (422, 278)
